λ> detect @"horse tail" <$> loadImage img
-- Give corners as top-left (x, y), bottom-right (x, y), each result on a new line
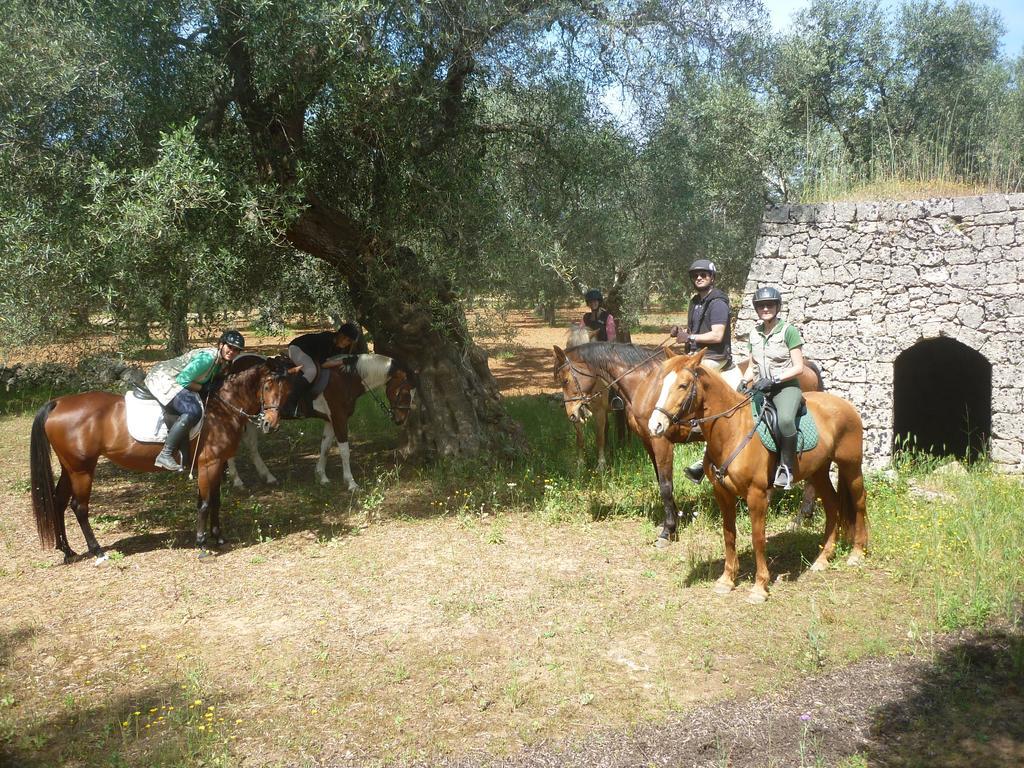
top-left (30, 401), bottom-right (59, 549)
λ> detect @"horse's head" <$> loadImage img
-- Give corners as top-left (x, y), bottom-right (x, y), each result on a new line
top-left (384, 361), bottom-right (416, 426)
top-left (553, 345), bottom-right (600, 424)
top-left (258, 356), bottom-right (304, 432)
top-left (647, 348), bottom-right (707, 437)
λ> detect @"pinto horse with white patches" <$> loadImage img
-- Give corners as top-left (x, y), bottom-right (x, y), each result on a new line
top-left (647, 348), bottom-right (869, 603)
top-left (227, 353), bottom-right (415, 490)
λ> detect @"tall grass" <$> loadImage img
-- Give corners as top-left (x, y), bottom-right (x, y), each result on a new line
top-left (796, 111), bottom-right (1024, 203)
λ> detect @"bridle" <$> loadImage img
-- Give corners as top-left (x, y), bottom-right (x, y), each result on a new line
top-left (556, 337), bottom-right (674, 408)
top-left (652, 368), bottom-right (755, 428)
top-left (214, 369), bottom-right (288, 434)
top-left (366, 375), bottom-right (414, 424)
top-left (556, 359), bottom-right (600, 406)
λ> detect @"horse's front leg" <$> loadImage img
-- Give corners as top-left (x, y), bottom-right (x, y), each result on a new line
top-left (747, 486), bottom-right (771, 603)
top-left (594, 400), bottom-right (608, 472)
top-left (712, 483), bottom-right (739, 595)
top-left (652, 437), bottom-right (680, 547)
top-left (195, 459), bottom-right (224, 557)
top-left (244, 422), bottom-right (278, 485)
top-left (333, 418), bottom-right (359, 492)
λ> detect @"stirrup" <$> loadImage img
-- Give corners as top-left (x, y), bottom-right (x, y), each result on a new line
top-left (610, 395), bottom-right (625, 411)
top-left (684, 463), bottom-right (704, 485)
top-left (773, 465), bottom-right (793, 489)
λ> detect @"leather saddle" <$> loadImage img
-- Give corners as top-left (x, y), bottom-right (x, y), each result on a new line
top-left (753, 391), bottom-right (807, 454)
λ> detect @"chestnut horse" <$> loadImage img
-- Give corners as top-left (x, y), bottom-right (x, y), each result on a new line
top-left (226, 353), bottom-right (415, 491)
top-left (647, 349), bottom-right (869, 603)
top-left (553, 342), bottom-right (823, 541)
top-left (29, 356), bottom-right (302, 561)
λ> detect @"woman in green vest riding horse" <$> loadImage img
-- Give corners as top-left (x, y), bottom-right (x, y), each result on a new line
top-left (740, 287), bottom-right (805, 489)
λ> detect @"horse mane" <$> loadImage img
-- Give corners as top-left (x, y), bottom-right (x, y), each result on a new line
top-left (571, 342), bottom-right (664, 371)
top-left (322, 352), bottom-right (393, 391)
top-left (565, 325), bottom-right (590, 349)
top-left (227, 353), bottom-right (267, 375)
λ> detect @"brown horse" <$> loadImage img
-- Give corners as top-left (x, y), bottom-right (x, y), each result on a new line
top-left (554, 342), bottom-right (683, 526)
top-left (563, 325), bottom-right (627, 471)
top-left (226, 353), bottom-right (415, 490)
top-left (29, 356), bottom-right (302, 561)
top-left (553, 342), bottom-right (823, 542)
top-left (647, 349), bottom-right (869, 603)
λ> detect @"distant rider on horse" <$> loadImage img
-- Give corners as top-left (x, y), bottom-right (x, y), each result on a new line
top-left (285, 322), bottom-right (362, 417)
top-left (145, 330), bottom-right (246, 472)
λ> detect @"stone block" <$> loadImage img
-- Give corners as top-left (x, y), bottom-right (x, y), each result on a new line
top-left (981, 194), bottom-right (1009, 213)
top-left (764, 205), bottom-right (790, 223)
top-left (974, 211), bottom-right (1015, 225)
top-left (895, 201), bottom-right (926, 220)
top-left (856, 202), bottom-right (879, 221)
top-left (953, 196), bottom-right (986, 216)
top-left (834, 202), bottom-right (857, 222)
top-left (1007, 192), bottom-right (1024, 210)
top-left (995, 225), bottom-right (1015, 246)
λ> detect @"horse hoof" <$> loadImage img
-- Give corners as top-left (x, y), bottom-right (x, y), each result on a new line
top-left (319, 477), bottom-right (330, 486)
top-left (347, 483), bottom-right (360, 492)
top-left (197, 548), bottom-right (217, 560)
top-left (847, 552), bottom-right (865, 567)
top-left (713, 581), bottom-right (734, 596)
top-left (809, 560), bottom-right (828, 572)
top-left (746, 588), bottom-right (768, 604)
top-left (266, 475), bottom-right (279, 485)
top-left (93, 553), bottom-right (109, 565)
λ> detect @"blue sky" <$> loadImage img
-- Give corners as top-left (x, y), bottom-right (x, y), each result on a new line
top-left (762, 0), bottom-right (1024, 58)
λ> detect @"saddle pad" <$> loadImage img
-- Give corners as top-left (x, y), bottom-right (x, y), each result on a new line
top-left (124, 391), bottom-right (204, 444)
top-left (752, 395), bottom-right (819, 454)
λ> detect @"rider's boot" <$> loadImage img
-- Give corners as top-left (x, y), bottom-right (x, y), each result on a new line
top-left (774, 432), bottom-right (797, 489)
top-left (154, 415), bottom-right (191, 471)
top-left (684, 459), bottom-right (705, 485)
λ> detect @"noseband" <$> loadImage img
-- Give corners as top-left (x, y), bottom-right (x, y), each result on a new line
top-left (555, 360), bottom-right (600, 405)
top-left (653, 369), bottom-right (754, 429)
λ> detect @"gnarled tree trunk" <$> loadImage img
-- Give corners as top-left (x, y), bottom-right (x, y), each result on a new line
top-left (289, 212), bottom-right (524, 460)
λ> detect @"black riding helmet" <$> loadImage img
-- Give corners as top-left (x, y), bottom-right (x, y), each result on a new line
top-left (218, 329), bottom-right (245, 350)
top-left (336, 321), bottom-right (361, 341)
top-left (752, 286), bottom-right (783, 308)
top-left (688, 259), bottom-right (717, 277)
top-left (584, 288), bottom-right (603, 304)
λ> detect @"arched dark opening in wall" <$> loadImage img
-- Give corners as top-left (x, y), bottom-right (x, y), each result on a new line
top-left (893, 338), bottom-right (992, 462)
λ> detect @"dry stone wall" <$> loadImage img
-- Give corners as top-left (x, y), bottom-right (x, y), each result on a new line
top-left (738, 193), bottom-right (1024, 472)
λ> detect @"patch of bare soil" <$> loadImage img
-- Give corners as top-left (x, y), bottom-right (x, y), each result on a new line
top-left (408, 628), bottom-right (1024, 768)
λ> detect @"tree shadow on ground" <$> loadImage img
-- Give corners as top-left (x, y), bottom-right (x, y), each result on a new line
top-left (865, 628), bottom-right (1024, 767)
top-left (0, 681), bottom-right (239, 768)
top-left (0, 626), bottom-right (36, 667)
top-left (683, 528), bottom-right (824, 587)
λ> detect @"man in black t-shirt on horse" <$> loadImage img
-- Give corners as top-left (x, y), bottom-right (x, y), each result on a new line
top-left (670, 258), bottom-right (740, 484)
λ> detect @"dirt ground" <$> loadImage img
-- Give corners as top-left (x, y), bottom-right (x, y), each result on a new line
top-left (1, 308), bottom-right (1022, 768)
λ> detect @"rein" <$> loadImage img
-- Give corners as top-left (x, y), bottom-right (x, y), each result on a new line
top-left (654, 371), bottom-right (763, 485)
top-left (559, 337), bottom-right (675, 407)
